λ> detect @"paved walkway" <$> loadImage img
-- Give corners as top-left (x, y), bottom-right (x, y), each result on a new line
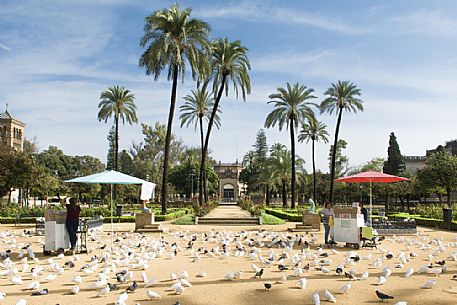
top-left (204, 204), bottom-right (251, 218)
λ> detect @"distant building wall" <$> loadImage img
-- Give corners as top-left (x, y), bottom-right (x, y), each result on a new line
top-left (213, 161), bottom-right (244, 201)
top-left (404, 156), bottom-right (426, 174)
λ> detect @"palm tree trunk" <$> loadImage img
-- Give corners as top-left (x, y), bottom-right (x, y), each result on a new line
top-left (312, 139), bottom-right (316, 203)
top-left (114, 115), bottom-right (119, 200)
top-left (161, 64), bottom-right (179, 215)
top-left (198, 116), bottom-right (204, 205)
top-left (290, 117), bottom-right (296, 209)
top-left (266, 185), bottom-right (270, 206)
top-left (115, 115), bottom-right (119, 171)
top-left (282, 183), bottom-right (287, 207)
top-left (329, 107), bottom-right (343, 205)
top-left (202, 73), bottom-right (227, 202)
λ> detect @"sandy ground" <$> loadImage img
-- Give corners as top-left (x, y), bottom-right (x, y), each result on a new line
top-left (0, 221), bottom-right (457, 305)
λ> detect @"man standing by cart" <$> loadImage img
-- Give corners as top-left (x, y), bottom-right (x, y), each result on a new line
top-left (320, 203), bottom-right (335, 245)
top-left (61, 198), bottom-right (80, 255)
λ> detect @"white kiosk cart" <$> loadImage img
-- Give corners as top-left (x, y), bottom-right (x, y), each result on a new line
top-left (43, 209), bottom-right (69, 255)
top-left (333, 206), bottom-right (365, 248)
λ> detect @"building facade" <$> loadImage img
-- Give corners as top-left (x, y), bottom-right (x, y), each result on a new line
top-left (404, 139), bottom-right (457, 174)
top-left (213, 161), bottom-right (244, 201)
top-left (0, 109), bottom-right (26, 151)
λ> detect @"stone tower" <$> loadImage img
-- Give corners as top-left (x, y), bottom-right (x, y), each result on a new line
top-left (0, 106), bottom-right (26, 151)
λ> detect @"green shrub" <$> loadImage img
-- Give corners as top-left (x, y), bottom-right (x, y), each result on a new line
top-left (193, 200), bottom-right (218, 217)
top-left (261, 213), bottom-right (285, 225)
top-left (173, 214), bottom-right (195, 225)
top-left (264, 208), bottom-right (302, 221)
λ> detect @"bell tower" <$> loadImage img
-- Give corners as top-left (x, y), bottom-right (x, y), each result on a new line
top-left (0, 104), bottom-right (26, 151)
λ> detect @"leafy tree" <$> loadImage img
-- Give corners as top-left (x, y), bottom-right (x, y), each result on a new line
top-left (320, 80), bottom-right (363, 204)
top-left (267, 147), bottom-right (306, 207)
top-left (169, 161), bottom-right (218, 198)
top-left (265, 82), bottom-right (316, 208)
top-left (179, 82), bottom-right (220, 204)
top-left (97, 85), bottom-right (138, 171)
top-left (140, 4), bottom-right (210, 214)
top-left (298, 118), bottom-right (328, 203)
top-left (417, 150), bottom-right (457, 205)
top-left (254, 129), bottom-right (268, 163)
top-left (328, 139), bottom-right (349, 178)
top-left (202, 37), bottom-right (251, 203)
top-left (383, 132), bottom-right (405, 175)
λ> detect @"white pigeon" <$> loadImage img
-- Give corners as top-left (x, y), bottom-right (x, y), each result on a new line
top-left (359, 271), bottom-right (369, 280)
top-left (394, 302), bottom-right (408, 305)
top-left (71, 285), bottom-right (80, 294)
top-left (175, 284), bottom-right (185, 294)
top-left (294, 268), bottom-right (304, 277)
top-left (312, 291), bottom-right (320, 305)
top-left (146, 290), bottom-right (161, 300)
top-left (225, 272), bottom-right (235, 280)
top-left (44, 273), bottom-right (57, 282)
top-left (421, 279), bottom-right (436, 289)
top-left (25, 280), bottom-right (40, 290)
top-left (417, 265), bottom-right (429, 274)
top-left (10, 276), bottom-right (23, 285)
top-left (170, 272), bottom-right (177, 280)
top-left (196, 271), bottom-right (207, 278)
top-left (141, 271), bottom-right (148, 283)
top-left (180, 278), bottom-right (192, 287)
top-left (145, 278), bottom-right (157, 288)
top-left (339, 282), bottom-right (351, 294)
top-left (377, 275), bottom-right (387, 285)
top-left (116, 292), bottom-right (128, 305)
top-left (0, 292), bottom-right (5, 301)
top-left (179, 270), bottom-right (189, 279)
top-left (251, 264), bottom-right (261, 273)
top-left (323, 289), bottom-right (336, 303)
top-left (404, 267), bottom-right (414, 278)
top-left (71, 275), bottom-right (83, 285)
top-left (97, 286), bottom-right (110, 297)
top-left (15, 299), bottom-right (26, 305)
top-left (297, 278), bottom-right (307, 289)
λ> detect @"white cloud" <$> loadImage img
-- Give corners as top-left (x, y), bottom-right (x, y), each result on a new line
top-left (0, 42), bottom-right (10, 52)
top-left (195, 1), bottom-right (369, 35)
top-left (390, 10), bottom-right (457, 35)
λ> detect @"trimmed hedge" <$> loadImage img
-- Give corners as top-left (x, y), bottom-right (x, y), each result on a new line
top-left (261, 213), bottom-right (285, 225)
top-left (388, 212), bottom-right (457, 231)
top-left (264, 208), bottom-right (302, 222)
top-left (0, 217), bottom-right (40, 224)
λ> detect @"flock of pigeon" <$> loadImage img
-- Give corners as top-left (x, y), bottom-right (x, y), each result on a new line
top-left (0, 227), bottom-right (456, 305)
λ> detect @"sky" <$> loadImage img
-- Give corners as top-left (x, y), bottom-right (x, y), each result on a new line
top-left (1, 0), bottom-right (457, 173)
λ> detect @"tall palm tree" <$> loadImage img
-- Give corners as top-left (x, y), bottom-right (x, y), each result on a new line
top-left (179, 82), bottom-right (221, 204)
top-left (320, 80), bottom-right (363, 204)
top-left (268, 148), bottom-right (305, 207)
top-left (298, 118), bottom-right (329, 203)
top-left (265, 83), bottom-right (316, 208)
top-left (202, 37), bottom-right (251, 202)
top-left (139, 4), bottom-right (210, 214)
top-left (97, 85), bottom-right (138, 171)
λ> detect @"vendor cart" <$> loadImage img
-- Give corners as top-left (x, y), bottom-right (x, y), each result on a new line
top-left (43, 209), bottom-right (69, 255)
top-left (333, 206), bottom-right (365, 249)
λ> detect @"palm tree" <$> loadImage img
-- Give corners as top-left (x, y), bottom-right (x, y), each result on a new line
top-left (202, 37), bottom-right (251, 202)
top-left (320, 80), bottom-right (364, 204)
top-left (265, 83), bottom-right (316, 208)
top-left (298, 118), bottom-right (329, 204)
top-left (268, 148), bottom-right (305, 207)
top-left (97, 85), bottom-right (138, 171)
top-left (139, 4), bottom-right (210, 214)
top-left (179, 82), bottom-right (221, 204)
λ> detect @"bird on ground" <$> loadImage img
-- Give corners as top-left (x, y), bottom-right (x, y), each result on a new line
top-left (145, 278), bottom-right (157, 288)
top-left (24, 281), bottom-right (40, 290)
top-left (71, 286), bottom-right (79, 294)
top-left (393, 302), bottom-right (407, 305)
top-left (196, 271), bottom-right (207, 278)
top-left (126, 281), bottom-right (138, 293)
top-left (255, 269), bottom-right (264, 279)
top-left (345, 272), bottom-right (357, 281)
top-left (404, 267), bottom-right (414, 278)
top-left (339, 282), bottom-right (351, 294)
top-left (115, 292), bottom-right (128, 305)
top-left (15, 299), bottom-right (26, 305)
top-left (376, 290), bottom-right (394, 302)
top-left (278, 264), bottom-right (288, 271)
top-left (147, 290), bottom-right (161, 299)
top-left (312, 291), bottom-right (320, 305)
top-left (10, 276), bottom-right (23, 285)
top-left (377, 276), bottom-right (387, 285)
top-left (108, 283), bottom-right (119, 291)
top-left (31, 289), bottom-right (48, 296)
top-left (297, 278), bottom-right (307, 289)
top-left (323, 290), bottom-right (336, 303)
top-left (264, 283), bottom-right (272, 291)
top-left (421, 279), bottom-right (436, 289)
top-left (97, 286), bottom-right (110, 297)
top-left (436, 260), bottom-right (446, 266)
top-left (336, 267), bottom-right (343, 275)
top-left (172, 302), bottom-right (181, 305)
top-left (359, 271), bottom-right (369, 281)
top-left (0, 292), bottom-right (5, 301)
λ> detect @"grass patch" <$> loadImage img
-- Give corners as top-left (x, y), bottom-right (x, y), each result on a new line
top-left (173, 214), bottom-right (195, 225)
top-left (262, 213), bottom-right (285, 225)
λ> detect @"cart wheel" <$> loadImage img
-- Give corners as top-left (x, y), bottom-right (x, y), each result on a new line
top-left (354, 244), bottom-right (360, 249)
top-left (43, 249), bottom-right (51, 256)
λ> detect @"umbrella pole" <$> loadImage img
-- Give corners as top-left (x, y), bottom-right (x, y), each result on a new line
top-left (369, 181), bottom-right (373, 227)
top-left (111, 184), bottom-right (114, 248)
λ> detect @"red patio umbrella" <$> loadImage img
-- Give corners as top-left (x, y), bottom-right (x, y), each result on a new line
top-left (335, 170), bottom-right (410, 225)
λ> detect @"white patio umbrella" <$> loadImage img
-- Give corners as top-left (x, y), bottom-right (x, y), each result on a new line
top-left (66, 170), bottom-right (150, 246)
